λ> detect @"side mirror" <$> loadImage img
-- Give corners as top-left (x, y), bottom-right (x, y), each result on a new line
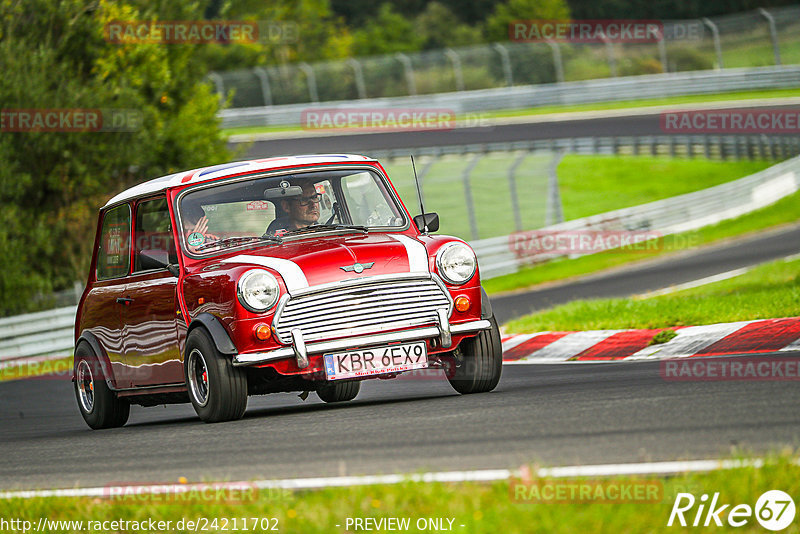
top-left (413, 212), bottom-right (439, 233)
top-left (139, 249), bottom-right (179, 276)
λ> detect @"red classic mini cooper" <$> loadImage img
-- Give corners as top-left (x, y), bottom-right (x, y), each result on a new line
top-left (73, 155), bottom-right (501, 428)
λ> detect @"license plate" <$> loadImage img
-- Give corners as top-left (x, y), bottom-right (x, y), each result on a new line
top-left (323, 341), bottom-right (428, 380)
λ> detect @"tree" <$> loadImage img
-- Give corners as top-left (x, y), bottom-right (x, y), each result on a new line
top-left (0, 0), bottom-right (230, 315)
top-left (485, 0), bottom-right (571, 42)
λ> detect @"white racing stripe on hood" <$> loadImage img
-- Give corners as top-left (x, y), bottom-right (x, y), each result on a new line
top-left (390, 235), bottom-right (429, 273)
top-left (221, 255), bottom-right (309, 293)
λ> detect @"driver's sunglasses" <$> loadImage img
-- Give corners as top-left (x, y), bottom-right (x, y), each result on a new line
top-left (293, 193), bottom-right (322, 207)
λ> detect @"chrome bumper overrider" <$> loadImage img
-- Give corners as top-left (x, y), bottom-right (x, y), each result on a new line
top-left (232, 319), bottom-right (491, 367)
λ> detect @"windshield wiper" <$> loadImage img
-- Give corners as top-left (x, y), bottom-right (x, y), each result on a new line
top-left (195, 235), bottom-right (282, 252)
top-left (282, 224), bottom-right (369, 236)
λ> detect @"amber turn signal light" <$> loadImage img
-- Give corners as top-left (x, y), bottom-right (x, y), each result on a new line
top-left (254, 323), bottom-right (272, 341)
top-left (454, 296), bottom-right (471, 312)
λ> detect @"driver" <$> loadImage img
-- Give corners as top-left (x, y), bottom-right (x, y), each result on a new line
top-left (268, 182), bottom-right (321, 233)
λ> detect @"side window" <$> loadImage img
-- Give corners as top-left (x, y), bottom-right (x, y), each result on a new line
top-left (97, 204), bottom-right (131, 280)
top-left (134, 197), bottom-right (176, 272)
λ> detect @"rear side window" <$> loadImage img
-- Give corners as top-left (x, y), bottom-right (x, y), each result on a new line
top-left (97, 204), bottom-right (131, 280)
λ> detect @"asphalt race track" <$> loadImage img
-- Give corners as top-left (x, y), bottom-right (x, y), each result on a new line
top-left (237, 104), bottom-right (800, 158)
top-left (2, 108), bottom-right (799, 491)
top-left (2, 356), bottom-right (800, 490)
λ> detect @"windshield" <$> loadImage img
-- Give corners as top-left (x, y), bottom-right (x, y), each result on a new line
top-left (177, 167), bottom-right (407, 255)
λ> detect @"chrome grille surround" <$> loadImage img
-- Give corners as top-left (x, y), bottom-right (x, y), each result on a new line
top-left (272, 273), bottom-right (453, 345)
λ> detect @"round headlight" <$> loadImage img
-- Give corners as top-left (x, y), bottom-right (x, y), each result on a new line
top-left (237, 270), bottom-right (280, 313)
top-left (436, 242), bottom-right (477, 285)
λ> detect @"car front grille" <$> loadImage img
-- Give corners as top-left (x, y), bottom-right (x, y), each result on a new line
top-left (272, 275), bottom-right (451, 345)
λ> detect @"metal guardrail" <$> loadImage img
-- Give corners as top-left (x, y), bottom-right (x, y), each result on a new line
top-left (219, 65), bottom-right (800, 128)
top-left (0, 306), bottom-right (76, 362)
top-left (473, 154), bottom-right (800, 278)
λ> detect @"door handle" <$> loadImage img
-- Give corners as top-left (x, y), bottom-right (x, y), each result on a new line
top-left (116, 297), bottom-right (133, 305)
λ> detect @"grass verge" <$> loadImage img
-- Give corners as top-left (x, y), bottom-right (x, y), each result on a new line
top-left (222, 88), bottom-right (800, 137)
top-left (504, 256), bottom-right (800, 333)
top-left (1, 452), bottom-right (797, 533)
top-left (483, 189), bottom-right (800, 295)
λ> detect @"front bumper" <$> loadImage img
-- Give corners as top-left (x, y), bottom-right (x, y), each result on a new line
top-left (233, 318), bottom-right (491, 367)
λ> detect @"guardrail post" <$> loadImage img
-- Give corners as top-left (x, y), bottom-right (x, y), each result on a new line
top-left (702, 18), bottom-right (724, 69)
top-left (718, 137), bottom-right (727, 160)
top-left (462, 154), bottom-right (483, 240)
top-left (703, 136), bottom-right (711, 159)
top-left (492, 43), bottom-right (513, 86)
top-left (395, 53), bottom-right (417, 96)
top-left (207, 72), bottom-right (225, 103)
top-left (746, 137), bottom-right (754, 160)
top-left (545, 150), bottom-right (565, 226)
top-left (299, 63), bottom-right (319, 103)
top-left (759, 8), bottom-right (782, 66)
top-left (545, 40), bottom-right (565, 83)
top-left (253, 67), bottom-right (273, 106)
top-left (669, 136), bottom-right (676, 157)
top-left (650, 137), bottom-right (657, 156)
top-left (347, 58), bottom-right (367, 99)
top-left (445, 48), bottom-right (465, 91)
top-left (507, 152), bottom-right (527, 232)
top-left (686, 137), bottom-right (693, 158)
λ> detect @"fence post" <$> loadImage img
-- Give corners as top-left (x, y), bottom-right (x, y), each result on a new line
top-left (207, 72), bottom-right (225, 103)
top-left (395, 53), bottom-right (417, 96)
top-left (462, 154), bottom-right (483, 240)
top-left (507, 152), bottom-right (527, 232)
top-left (346, 58), bottom-right (367, 99)
top-left (656, 28), bottom-right (668, 73)
top-left (492, 43), bottom-right (514, 86)
top-left (545, 40), bottom-right (565, 83)
top-left (702, 18), bottom-right (724, 69)
top-left (252, 67), bottom-right (273, 106)
top-left (298, 63), bottom-right (319, 103)
top-left (416, 154), bottom-right (440, 205)
top-left (601, 36), bottom-right (618, 77)
top-left (545, 150), bottom-right (565, 226)
top-left (445, 48), bottom-right (465, 91)
top-left (758, 8), bottom-right (782, 66)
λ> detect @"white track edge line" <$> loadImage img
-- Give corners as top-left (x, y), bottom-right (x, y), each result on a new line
top-left (0, 459), bottom-right (775, 499)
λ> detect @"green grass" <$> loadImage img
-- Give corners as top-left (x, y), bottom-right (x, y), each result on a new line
top-left (2, 452), bottom-right (798, 533)
top-left (383, 154), bottom-right (771, 240)
top-left (504, 256), bottom-right (800, 333)
top-left (483, 189), bottom-right (800, 295)
top-left (222, 88), bottom-right (800, 136)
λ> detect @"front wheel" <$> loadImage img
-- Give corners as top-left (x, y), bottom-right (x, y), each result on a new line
top-left (185, 329), bottom-right (248, 423)
top-left (317, 380), bottom-right (360, 403)
top-left (447, 315), bottom-right (503, 394)
top-left (74, 343), bottom-right (130, 430)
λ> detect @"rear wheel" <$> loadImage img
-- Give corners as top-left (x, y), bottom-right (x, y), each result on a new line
top-left (74, 343), bottom-right (130, 430)
top-left (185, 329), bottom-right (248, 423)
top-left (317, 380), bottom-right (361, 403)
top-left (447, 315), bottom-right (503, 394)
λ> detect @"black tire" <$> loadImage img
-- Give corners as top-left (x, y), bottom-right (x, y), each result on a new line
top-left (73, 342), bottom-right (130, 430)
top-left (185, 328), bottom-right (248, 423)
top-left (317, 380), bottom-right (361, 403)
top-left (447, 315), bottom-right (503, 394)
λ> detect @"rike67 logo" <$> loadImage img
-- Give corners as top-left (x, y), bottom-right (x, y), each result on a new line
top-left (668, 490), bottom-right (796, 530)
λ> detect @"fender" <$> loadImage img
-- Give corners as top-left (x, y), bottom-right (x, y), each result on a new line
top-left (480, 286), bottom-right (493, 320)
top-left (187, 313), bottom-right (237, 355)
top-left (75, 331), bottom-right (118, 389)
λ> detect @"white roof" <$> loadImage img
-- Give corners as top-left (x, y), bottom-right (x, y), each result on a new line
top-left (104, 154), bottom-right (376, 207)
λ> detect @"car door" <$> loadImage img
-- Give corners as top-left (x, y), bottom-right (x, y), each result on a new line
top-left (85, 203), bottom-right (132, 387)
top-left (118, 196), bottom-right (183, 387)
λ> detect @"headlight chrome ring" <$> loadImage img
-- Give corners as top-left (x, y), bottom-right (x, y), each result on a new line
top-left (237, 269), bottom-right (280, 313)
top-left (435, 242), bottom-right (477, 285)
